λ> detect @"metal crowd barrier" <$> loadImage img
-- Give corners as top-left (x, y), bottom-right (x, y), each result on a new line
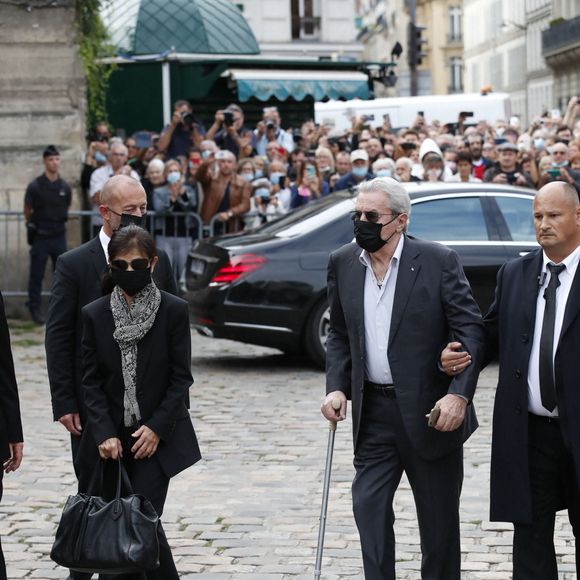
top-left (0, 210), bottom-right (205, 298)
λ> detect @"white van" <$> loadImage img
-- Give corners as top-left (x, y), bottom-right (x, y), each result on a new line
top-left (314, 93), bottom-right (512, 131)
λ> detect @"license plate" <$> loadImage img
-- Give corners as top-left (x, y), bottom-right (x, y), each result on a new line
top-left (190, 258), bottom-right (206, 275)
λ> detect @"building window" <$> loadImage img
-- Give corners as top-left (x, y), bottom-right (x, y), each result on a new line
top-left (449, 57), bottom-right (463, 93)
top-left (291, 0), bottom-right (321, 40)
top-left (448, 6), bottom-right (462, 42)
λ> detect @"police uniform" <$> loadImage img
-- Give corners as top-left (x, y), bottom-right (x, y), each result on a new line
top-left (25, 172), bottom-right (71, 318)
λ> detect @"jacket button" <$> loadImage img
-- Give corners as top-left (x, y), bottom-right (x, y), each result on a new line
top-left (521, 334), bottom-right (529, 343)
top-left (515, 406), bottom-right (522, 415)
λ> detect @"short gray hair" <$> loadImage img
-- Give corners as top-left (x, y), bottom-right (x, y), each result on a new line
top-left (358, 177), bottom-right (411, 216)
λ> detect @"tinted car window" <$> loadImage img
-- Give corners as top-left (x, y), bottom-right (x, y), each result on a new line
top-left (408, 196), bottom-right (488, 241)
top-left (494, 195), bottom-right (535, 241)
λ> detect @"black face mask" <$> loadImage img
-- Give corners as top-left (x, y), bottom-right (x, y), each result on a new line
top-left (111, 269), bottom-right (151, 296)
top-left (119, 213), bottom-right (146, 229)
top-left (107, 207), bottom-right (146, 231)
top-left (354, 215), bottom-right (399, 253)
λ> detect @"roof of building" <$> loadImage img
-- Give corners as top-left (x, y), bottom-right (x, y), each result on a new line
top-left (101, 0), bottom-right (260, 56)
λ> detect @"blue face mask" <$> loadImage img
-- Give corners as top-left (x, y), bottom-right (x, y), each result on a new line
top-left (254, 169), bottom-right (264, 179)
top-left (255, 187), bottom-right (270, 199)
top-left (353, 166), bottom-right (368, 178)
top-left (534, 137), bottom-right (545, 150)
top-left (241, 172), bottom-right (254, 182)
top-left (376, 169), bottom-right (392, 178)
top-left (95, 151), bottom-right (107, 164)
top-left (201, 150), bottom-right (212, 159)
top-left (270, 171), bottom-right (283, 185)
top-left (166, 171), bottom-right (181, 185)
top-left (553, 160), bottom-right (569, 168)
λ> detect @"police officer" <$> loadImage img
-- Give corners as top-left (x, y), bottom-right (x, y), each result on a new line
top-left (24, 145), bottom-right (71, 324)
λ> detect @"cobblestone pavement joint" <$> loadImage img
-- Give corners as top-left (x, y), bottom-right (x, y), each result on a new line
top-left (0, 320), bottom-right (575, 578)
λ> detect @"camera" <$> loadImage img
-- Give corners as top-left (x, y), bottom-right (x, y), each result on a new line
top-left (223, 111), bottom-right (234, 127)
top-left (180, 111), bottom-right (194, 129)
top-left (362, 114), bottom-right (375, 122)
top-left (266, 120), bottom-right (276, 130)
top-left (292, 128), bottom-right (302, 143)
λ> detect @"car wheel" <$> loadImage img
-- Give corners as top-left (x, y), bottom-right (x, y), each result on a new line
top-left (304, 299), bottom-right (330, 369)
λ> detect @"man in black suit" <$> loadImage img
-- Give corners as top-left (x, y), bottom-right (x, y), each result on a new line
top-left (321, 177), bottom-right (485, 579)
top-left (442, 181), bottom-right (580, 578)
top-left (45, 175), bottom-right (177, 580)
top-left (0, 291), bottom-right (24, 580)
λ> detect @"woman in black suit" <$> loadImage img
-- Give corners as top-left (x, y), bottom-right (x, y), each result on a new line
top-left (81, 225), bottom-right (201, 580)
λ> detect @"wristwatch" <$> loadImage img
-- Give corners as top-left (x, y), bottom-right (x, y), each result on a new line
top-left (227, 210), bottom-right (234, 218)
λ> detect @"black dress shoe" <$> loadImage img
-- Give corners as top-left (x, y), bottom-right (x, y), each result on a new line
top-left (29, 307), bottom-right (45, 325)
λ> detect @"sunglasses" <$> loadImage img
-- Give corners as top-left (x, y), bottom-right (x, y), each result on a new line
top-left (110, 258), bottom-right (150, 271)
top-left (350, 211), bottom-right (397, 224)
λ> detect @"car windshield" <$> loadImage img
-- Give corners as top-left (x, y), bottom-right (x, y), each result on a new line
top-left (256, 194), bottom-right (355, 238)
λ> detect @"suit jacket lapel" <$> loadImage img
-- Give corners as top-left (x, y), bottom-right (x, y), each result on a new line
top-left (388, 237), bottom-right (421, 347)
top-left (345, 246), bottom-right (366, 354)
top-left (560, 262), bottom-right (580, 340)
top-left (89, 235), bottom-right (107, 281)
top-left (520, 250), bottom-right (543, 337)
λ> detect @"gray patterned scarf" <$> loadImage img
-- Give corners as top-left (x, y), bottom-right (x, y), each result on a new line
top-left (110, 282), bottom-right (162, 427)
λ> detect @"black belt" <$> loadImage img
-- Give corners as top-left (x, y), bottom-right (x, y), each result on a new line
top-left (529, 412), bottom-right (559, 424)
top-left (364, 380), bottom-right (396, 398)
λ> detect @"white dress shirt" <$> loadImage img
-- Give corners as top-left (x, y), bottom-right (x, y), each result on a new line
top-left (527, 244), bottom-right (580, 417)
top-left (99, 227), bottom-right (111, 262)
top-left (360, 235), bottom-right (405, 384)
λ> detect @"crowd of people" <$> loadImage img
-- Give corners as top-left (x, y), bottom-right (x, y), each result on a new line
top-left (80, 96), bottom-right (580, 235)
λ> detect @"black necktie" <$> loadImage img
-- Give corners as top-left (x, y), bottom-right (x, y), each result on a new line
top-left (539, 263), bottom-right (566, 412)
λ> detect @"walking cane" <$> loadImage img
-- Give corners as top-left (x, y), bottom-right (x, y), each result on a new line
top-left (314, 398), bottom-right (342, 579)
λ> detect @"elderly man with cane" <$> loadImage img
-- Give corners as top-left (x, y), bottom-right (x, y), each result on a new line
top-left (321, 177), bottom-right (485, 579)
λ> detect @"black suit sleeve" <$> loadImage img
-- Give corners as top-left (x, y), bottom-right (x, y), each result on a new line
top-left (0, 293), bottom-right (23, 444)
top-left (325, 253), bottom-right (353, 399)
top-left (81, 307), bottom-right (117, 446)
top-left (145, 301), bottom-right (193, 441)
top-left (45, 254), bottom-right (80, 420)
top-left (441, 250), bottom-right (486, 402)
top-left (155, 250), bottom-right (178, 295)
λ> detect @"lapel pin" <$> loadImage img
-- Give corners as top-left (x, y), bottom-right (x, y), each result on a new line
top-left (411, 267), bottom-right (415, 272)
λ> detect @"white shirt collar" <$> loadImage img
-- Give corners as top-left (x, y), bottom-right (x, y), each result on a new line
top-left (359, 234), bottom-right (405, 268)
top-left (99, 227), bottom-right (111, 262)
top-left (541, 244), bottom-right (580, 274)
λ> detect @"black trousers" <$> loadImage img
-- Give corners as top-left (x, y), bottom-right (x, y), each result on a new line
top-left (27, 233), bottom-right (66, 310)
top-left (512, 414), bottom-right (580, 579)
top-left (352, 387), bottom-right (463, 580)
top-left (0, 469), bottom-right (5, 580)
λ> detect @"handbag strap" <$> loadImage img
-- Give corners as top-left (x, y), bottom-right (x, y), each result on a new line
top-left (114, 458), bottom-right (135, 498)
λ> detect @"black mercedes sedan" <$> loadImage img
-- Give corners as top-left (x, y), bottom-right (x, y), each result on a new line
top-left (185, 183), bottom-right (537, 367)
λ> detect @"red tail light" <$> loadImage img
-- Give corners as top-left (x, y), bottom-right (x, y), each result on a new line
top-left (209, 254), bottom-right (267, 287)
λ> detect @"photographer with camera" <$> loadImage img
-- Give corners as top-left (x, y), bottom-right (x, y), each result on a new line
top-left (484, 142), bottom-right (534, 187)
top-left (206, 104), bottom-right (255, 159)
top-left (255, 106), bottom-right (294, 156)
top-left (157, 100), bottom-right (204, 159)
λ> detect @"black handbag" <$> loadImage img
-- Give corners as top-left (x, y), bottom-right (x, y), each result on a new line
top-left (50, 458), bottom-right (160, 574)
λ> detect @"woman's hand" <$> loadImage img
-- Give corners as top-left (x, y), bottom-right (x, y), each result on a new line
top-left (98, 437), bottom-right (123, 460)
top-left (131, 425), bottom-right (160, 459)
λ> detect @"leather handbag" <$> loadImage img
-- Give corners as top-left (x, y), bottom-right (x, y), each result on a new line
top-left (50, 458), bottom-right (160, 574)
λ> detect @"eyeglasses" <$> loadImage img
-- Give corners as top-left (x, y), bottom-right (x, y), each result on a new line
top-left (350, 211), bottom-right (397, 223)
top-left (110, 258), bottom-right (151, 271)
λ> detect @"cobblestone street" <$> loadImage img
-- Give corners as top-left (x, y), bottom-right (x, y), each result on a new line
top-left (1, 320), bottom-right (576, 579)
